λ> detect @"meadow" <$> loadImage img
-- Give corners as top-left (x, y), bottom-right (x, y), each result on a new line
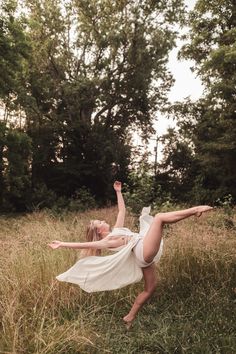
top-left (0, 207), bottom-right (235, 354)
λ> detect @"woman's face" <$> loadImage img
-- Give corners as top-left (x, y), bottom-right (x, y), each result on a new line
top-left (93, 220), bottom-right (110, 235)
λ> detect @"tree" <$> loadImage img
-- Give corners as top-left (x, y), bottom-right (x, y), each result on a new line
top-left (158, 126), bottom-right (197, 202)
top-left (161, 0), bottom-right (236, 203)
top-left (0, 122), bottom-right (32, 211)
top-left (0, 122), bottom-right (7, 205)
top-left (4, 129), bottom-right (32, 211)
top-left (0, 0), bottom-right (29, 98)
top-left (11, 0), bottom-right (185, 203)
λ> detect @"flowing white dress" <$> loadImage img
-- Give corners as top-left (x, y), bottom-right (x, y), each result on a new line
top-left (56, 207), bottom-right (163, 292)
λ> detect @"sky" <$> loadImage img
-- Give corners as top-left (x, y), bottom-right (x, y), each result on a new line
top-left (150, 0), bottom-right (204, 160)
top-left (169, 0), bottom-right (203, 100)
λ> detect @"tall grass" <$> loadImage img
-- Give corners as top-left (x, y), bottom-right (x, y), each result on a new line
top-left (0, 208), bottom-right (235, 353)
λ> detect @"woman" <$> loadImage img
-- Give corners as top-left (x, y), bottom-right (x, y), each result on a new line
top-left (48, 181), bottom-right (212, 328)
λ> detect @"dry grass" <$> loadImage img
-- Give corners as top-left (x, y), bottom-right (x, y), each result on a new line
top-left (0, 207), bottom-right (236, 353)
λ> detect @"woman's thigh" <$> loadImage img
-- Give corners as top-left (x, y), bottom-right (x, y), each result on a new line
top-left (142, 216), bottom-right (163, 263)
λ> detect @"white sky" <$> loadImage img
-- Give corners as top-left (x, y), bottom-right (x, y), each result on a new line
top-left (150, 0), bottom-right (204, 160)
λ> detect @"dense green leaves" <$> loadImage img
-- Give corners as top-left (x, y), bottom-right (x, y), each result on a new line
top-left (0, 0), bottom-right (185, 211)
top-left (1, 0), bottom-right (236, 210)
top-left (5, 129), bottom-right (32, 210)
top-left (0, 123), bottom-right (32, 211)
top-left (0, 0), bottom-right (29, 98)
top-left (159, 0), bottom-right (236, 204)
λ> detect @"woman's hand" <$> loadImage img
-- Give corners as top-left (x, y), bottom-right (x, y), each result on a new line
top-left (48, 240), bottom-right (62, 249)
top-left (113, 181), bottom-right (122, 192)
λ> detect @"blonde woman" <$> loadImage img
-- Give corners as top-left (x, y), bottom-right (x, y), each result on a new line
top-left (48, 181), bottom-right (212, 328)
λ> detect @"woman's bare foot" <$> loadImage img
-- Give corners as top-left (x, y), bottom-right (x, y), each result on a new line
top-left (123, 314), bottom-right (135, 330)
top-left (195, 205), bottom-right (213, 217)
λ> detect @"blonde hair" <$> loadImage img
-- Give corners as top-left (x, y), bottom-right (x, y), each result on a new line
top-left (80, 220), bottom-right (102, 257)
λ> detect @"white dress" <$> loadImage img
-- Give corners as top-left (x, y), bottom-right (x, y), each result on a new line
top-left (56, 207), bottom-right (163, 292)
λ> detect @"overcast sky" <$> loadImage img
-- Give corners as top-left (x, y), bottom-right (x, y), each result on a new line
top-left (150, 0), bottom-right (203, 160)
top-left (156, 0), bottom-right (203, 134)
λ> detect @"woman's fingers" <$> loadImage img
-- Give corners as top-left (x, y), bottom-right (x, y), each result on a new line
top-left (48, 243), bottom-right (57, 249)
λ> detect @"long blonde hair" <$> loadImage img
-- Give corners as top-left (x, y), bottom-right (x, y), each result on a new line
top-left (80, 220), bottom-right (102, 257)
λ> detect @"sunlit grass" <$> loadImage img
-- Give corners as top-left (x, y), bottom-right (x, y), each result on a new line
top-left (0, 207), bottom-right (235, 353)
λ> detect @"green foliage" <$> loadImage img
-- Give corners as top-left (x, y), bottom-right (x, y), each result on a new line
top-left (160, 1), bottom-right (236, 204)
top-left (182, 0), bottom-right (236, 200)
top-left (50, 187), bottom-right (97, 214)
top-left (124, 171), bottom-right (156, 214)
top-left (157, 126), bottom-right (197, 202)
top-left (124, 162), bottom-right (175, 214)
top-left (216, 193), bottom-right (233, 209)
top-left (28, 182), bottom-right (58, 211)
top-left (0, 0), bottom-right (30, 98)
top-left (28, 184), bottom-right (97, 213)
top-left (0, 0), bottom-right (186, 211)
top-left (67, 188), bottom-right (97, 212)
top-left (0, 122), bottom-right (7, 204)
top-left (0, 126), bottom-right (32, 211)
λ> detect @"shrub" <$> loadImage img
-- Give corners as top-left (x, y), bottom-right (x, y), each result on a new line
top-left (67, 187), bottom-right (97, 212)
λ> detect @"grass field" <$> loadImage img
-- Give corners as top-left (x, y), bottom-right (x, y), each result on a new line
top-left (0, 207), bottom-right (235, 354)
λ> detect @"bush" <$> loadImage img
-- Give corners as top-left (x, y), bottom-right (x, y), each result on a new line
top-left (67, 187), bottom-right (97, 212)
top-left (123, 172), bottom-right (156, 214)
top-left (124, 171), bottom-right (175, 214)
top-left (215, 194), bottom-right (234, 217)
top-left (28, 184), bottom-right (97, 213)
top-left (28, 183), bottom-right (58, 211)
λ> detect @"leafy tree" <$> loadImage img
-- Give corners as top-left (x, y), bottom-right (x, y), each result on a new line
top-left (0, 0), bottom-right (29, 98)
top-left (0, 123), bottom-right (32, 211)
top-left (4, 129), bottom-right (32, 210)
top-left (0, 122), bottom-right (7, 205)
top-left (11, 0), bottom-right (185, 203)
top-left (161, 0), bottom-right (236, 204)
top-left (158, 127), bottom-right (197, 202)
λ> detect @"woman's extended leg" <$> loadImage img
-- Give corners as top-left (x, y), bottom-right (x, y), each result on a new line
top-left (123, 264), bottom-right (157, 329)
top-left (143, 205), bottom-right (212, 264)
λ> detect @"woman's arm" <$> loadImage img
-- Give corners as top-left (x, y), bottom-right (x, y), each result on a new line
top-left (113, 181), bottom-right (126, 228)
top-left (48, 237), bottom-right (125, 250)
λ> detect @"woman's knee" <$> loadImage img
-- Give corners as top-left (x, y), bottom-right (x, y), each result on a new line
top-left (143, 256), bottom-right (153, 264)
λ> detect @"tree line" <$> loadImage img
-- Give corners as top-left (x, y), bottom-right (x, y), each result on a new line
top-left (0, 0), bottom-right (235, 212)
top-left (159, 0), bottom-right (236, 205)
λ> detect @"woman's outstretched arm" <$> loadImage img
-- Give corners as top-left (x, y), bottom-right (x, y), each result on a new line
top-left (113, 181), bottom-right (126, 228)
top-left (48, 237), bottom-right (125, 250)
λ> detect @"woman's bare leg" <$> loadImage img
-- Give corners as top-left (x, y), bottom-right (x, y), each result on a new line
top-left (123, 264), bottom-right (157, 329)
top-left (143, 206), bottom-right (212, 263)
top-left (122, 206), bottom-right (212, 328)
